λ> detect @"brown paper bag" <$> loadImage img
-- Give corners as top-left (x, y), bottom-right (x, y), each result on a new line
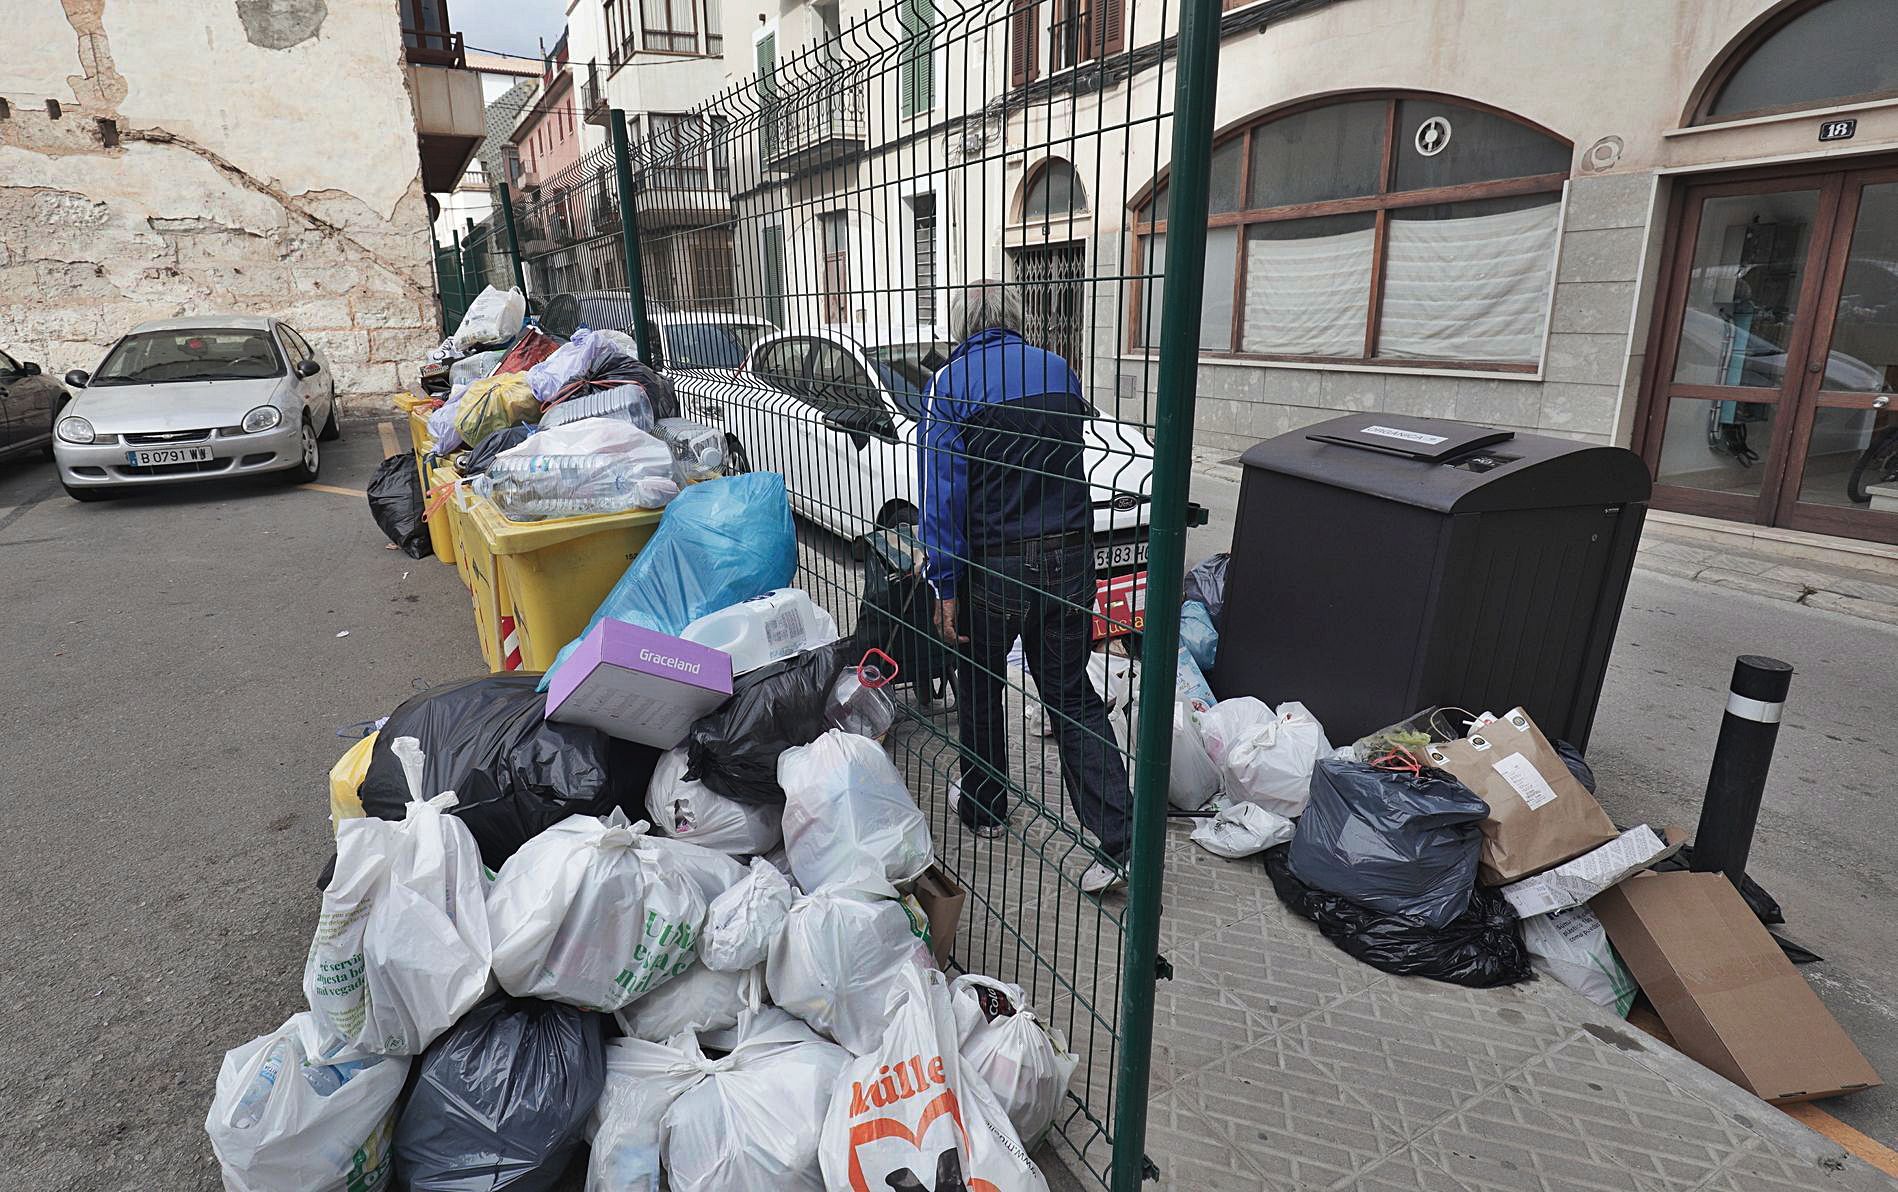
top-left (1425, 708), bottom-right (1618, 885)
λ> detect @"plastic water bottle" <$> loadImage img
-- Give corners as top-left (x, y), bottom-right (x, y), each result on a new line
top-left (655, 418), bottom-right (727, 484)
top-left (229, 1040), bottom-right (291, 1129)
top-left (679, 588), bottom-right (838, 675)
top-left (827, 651), bottom-right (899, 737)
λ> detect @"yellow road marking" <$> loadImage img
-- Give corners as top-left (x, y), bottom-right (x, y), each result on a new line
top-left (300, 483), bottom-right (362, 498)
top-left (377, 420), bottom-right (401, 456)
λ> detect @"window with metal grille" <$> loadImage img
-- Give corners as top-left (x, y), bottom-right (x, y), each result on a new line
top-left (820, 211), bottom-right (850, 323)
top-left (1011, 243), bottom-right (1087, 365)
top-left (912, 194), bottom-right (937, 325)
top-left (642, 0), bottom-right (701, 54)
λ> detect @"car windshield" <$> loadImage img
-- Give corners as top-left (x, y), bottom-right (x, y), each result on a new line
top-left (865, 343), bottom-right (952, 419)
top-left (668, 322), bottom-right (774, 370)
top-left (92, 330), bottom-right (283, 385)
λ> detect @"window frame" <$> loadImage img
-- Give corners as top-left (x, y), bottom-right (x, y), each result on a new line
top-left (640, 0), bottom-right (704, 56)
top-left (912, 192), bottom-right (938, 324)
top-left (1686, 0), bottom-right (1898, 127)
top-left (1010, 0), bottom-right (1122, 87)
top-left (1127, 92), bottom-right (1571, 373)
top-left (604, 0), bottom-right (637, 69)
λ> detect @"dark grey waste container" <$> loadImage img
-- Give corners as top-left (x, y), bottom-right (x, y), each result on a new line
top-left (1211, 413), bottom-right (1650, 750)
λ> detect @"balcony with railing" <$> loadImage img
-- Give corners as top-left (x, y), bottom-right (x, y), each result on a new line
top-left (584, 60), bottom-right (609, 126)
top-left (402, 1), bottom-right (480, 190)
top-left (762, 80), bottom-right (866, 174)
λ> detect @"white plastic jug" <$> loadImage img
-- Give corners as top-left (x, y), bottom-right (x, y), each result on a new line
top-left (679, 588), bottom-right (838, 676)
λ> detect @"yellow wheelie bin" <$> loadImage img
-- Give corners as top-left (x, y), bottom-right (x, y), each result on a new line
top-left (422, 461), bottom-right (462, 569)
top-left (463, 494), bottom-right (665, 673)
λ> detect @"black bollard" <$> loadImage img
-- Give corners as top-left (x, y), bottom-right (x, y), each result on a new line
top-left (1690, 655), bottom-right (1794, 887)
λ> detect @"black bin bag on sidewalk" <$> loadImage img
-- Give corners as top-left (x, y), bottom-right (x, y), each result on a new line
top-left (1287, 760), bottom-right (1489, 929)
top-left (368, 451), bottom-right (433, 559)
top-left (394, 996), bottom-right (607, 1192)
top-left (1264, 845), bottom-right (1531, 988)
top-left (359, 674), bottom-right (659, 869)
top-left (684, 640), bottom-right (850, 804)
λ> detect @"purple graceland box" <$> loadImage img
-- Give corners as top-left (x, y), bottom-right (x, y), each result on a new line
top-left (545, 618), bottom-right (734, 749)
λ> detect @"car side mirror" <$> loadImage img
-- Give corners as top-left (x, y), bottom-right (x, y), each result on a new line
top-left (21, 361), bottom-right (41, 377)
top-left (294, 358), bottom-right (321, 379)
top-left (64, 369), bottom-right (90, 388)
top-left (824, 406), bottom-right (895, 449)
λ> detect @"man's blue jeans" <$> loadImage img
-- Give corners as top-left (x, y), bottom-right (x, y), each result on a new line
top-left (955, 538), bottom-right (1133, 862)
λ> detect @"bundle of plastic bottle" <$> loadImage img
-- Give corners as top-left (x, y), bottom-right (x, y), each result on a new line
top-left (654, 417), bottom-right (727, 485)
top-left (474, 454), bottom-right (680, 520)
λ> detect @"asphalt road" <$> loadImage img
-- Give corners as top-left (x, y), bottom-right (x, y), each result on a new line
top-left (0, 428), bottom-right (1890, 1189)
top-left (1185, 457), bottom-right (1898, 1148)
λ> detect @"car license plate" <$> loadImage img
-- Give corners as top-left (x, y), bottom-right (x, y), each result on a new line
top-left (126, 445), bottom-right (211, 466)
top-left (1095, 539), bottom-right (1148, 571)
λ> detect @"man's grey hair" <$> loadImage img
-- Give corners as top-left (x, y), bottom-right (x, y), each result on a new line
top-left (949, 279), bottom-right (1024, 343)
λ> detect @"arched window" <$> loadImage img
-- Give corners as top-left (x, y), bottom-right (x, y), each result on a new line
top-left (1132, 93), bottom-right (1571, 367)
top-left (1695, 0), bottom-right (1898, 125)
top-left (1022, 158), bottom-right (1089, 223)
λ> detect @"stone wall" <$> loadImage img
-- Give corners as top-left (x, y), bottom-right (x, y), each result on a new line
top-left (0, 0), bottom-right (439, 400)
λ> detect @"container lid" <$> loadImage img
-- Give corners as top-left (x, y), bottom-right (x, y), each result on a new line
top-left (1305, 417), bottom-right (1515, 463)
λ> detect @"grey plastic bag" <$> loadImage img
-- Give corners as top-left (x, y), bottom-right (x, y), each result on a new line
top-left (1182, 554), bottom-right (1230, 623)
top-left (394, 997), bottom-right (607, 1191)
top-left (1286, 760), bottom-right (1488, 929)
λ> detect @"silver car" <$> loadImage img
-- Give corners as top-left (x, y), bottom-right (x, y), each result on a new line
top-left (54, 315), bottom-right (341, 501)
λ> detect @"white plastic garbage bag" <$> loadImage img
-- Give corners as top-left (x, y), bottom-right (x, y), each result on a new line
top-left (780, 730), bottom-right (934, 891)
top-left (950, 975), bottom-right (1079, 1148)
top-left (303, 736), bottom-right (492, 1058)
top-left (640, 830), bottom-right (746, 903)
top-left (821, 965), bottom-right (1050, 1192)
top-left (1169, 702), bottom-right (1220, 811)
top-left (1198, 698), bottom-right (1333, 818)
top-left (591, 1008), bottom-right (851, 1192)
top-left (452, 285), bottom-right (526, 351)
top-left (1190, 800), bottom-right (1296, 859)
top-left (701, 857), bottom-right (795, 972)
top-left (487, 810), bottom-right (708, 1012)
top-left (647, 746), bottom-right (781, 855)
top-left (614, 961), bottom-right (762, 1042)
top-left (766, 878), bottom-right (933, 1054)
top-left (1520, 906), bottom-right (1639, 1017)
top-left (475, 421), bottom-right (679, 520)
top-left (205, 1011), bottom-right (408, 1192)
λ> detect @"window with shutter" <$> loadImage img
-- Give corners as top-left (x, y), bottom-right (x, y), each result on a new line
top-left (1009, 0), bottom-right (1038, 88)
top-left (899, 0), bottom-right (936, 118)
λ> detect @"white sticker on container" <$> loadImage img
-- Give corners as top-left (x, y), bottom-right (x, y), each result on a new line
top-left (1360, 424), bottom-right (1449, 445)
top-left (763, 606), bottom-right (804, 649)
top-left (1492, 751), bottom-right (1558, 810)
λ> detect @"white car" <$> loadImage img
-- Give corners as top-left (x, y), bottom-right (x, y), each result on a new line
top-left (668, 326), bottom-right (1155, 571)
top-left (54, 315), bottom-right (339, 501)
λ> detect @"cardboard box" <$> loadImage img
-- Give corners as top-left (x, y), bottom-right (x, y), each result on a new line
top-left (909, 863), bottom-right (967, 967)
top-left (544, 618), bottom-right (733, 749)
top-left (1592, 871), bottom-right (1880, 1103)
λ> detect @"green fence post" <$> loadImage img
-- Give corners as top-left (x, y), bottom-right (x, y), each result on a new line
top-left (1110, 0), bottom-right (1224, 1184)
top-left (608, 108), bottom-right (656, 365)
top-left (497, 181), bottom-right (529, 295)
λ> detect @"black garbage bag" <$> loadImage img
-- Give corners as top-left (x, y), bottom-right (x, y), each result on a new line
top-left (1182, 553), bottom-right (1230, 623)
top-left (684, 640), bottom-right (851, 804)
top-left (1264, 845), bottom-right (1532, 988)
top-left (358, 674), bottom-right (659, 869)
top-left (458, 424), bottom-right (539, 477)
top-left (1287, 760), bottom-right (1489, 929)
top-left (368, 452), bottom-right (433, 559)
top-left (1553, 738), bottom-right (1596, 793)
top-left (852, 526), bottom-right (953, 701)
top-left (394, 997), bottom-right (607, 1192)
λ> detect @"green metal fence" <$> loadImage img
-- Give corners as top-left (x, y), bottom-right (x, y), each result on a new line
top-left (473, 0), bottom-right (1223, 1183)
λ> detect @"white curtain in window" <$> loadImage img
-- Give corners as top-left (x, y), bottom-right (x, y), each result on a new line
top-left (1241, 226), bottom-right (1376, 357)
top-left (1378, 202), bottom-right (1560, 362)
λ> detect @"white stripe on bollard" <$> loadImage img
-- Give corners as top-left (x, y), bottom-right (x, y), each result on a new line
top-left (1725, 692), bottom-right (1785, 724)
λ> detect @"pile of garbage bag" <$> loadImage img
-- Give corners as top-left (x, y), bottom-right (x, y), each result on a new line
top-left (217, 471), bottom-right (1069, 1189)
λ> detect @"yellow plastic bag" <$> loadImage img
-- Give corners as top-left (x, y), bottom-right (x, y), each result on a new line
top-left (454, 373), bottom-right (537, 447)
top-left (328, 731), bottom-right (378, 831)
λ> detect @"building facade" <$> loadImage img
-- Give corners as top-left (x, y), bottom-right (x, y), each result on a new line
top-left (431, 52), bottom-right (542, 248)
top-left (698, 0), bottom-right (1898, 548)
top-left (1, 0), bottom-right (476, 397)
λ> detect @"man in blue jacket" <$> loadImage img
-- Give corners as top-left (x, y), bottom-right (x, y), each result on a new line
top-left (918, 280), bottom-right (1131, 895)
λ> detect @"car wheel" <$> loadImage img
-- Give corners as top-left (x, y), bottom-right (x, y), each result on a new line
top-left (63, 482), bottom-right (117, 503)
top-left (285, 415), bottom-right (321, 484)
top-left (318, 391), bottom-right (342, 441)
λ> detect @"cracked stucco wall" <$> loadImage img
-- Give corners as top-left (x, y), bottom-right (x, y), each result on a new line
top-left (0, 0), bottom-right (438, 397)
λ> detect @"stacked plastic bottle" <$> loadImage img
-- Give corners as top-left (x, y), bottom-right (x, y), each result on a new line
top-left (475, 454), bottom-right (679, 520)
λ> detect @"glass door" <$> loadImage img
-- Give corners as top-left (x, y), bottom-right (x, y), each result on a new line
top-left (1643, 177), bottom-right (1842, 523)
top-left (1774, 172), bottom-right (1898, 542)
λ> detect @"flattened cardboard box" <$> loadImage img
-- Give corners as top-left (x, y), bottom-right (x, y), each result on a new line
top-left (1592, 871), bottom-right (1879, 1103)
top-left (910, 863), bottom-right (966, 968)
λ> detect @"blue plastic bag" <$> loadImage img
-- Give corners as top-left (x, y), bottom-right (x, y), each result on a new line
top-left (539, 473), bottom-right (797, 691)
top-left (1176, 644), bottom-right (1215, 710)
top-left (1180, 600), bottom-right (1218, 673)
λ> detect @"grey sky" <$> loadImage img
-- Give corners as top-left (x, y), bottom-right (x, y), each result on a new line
top-left (452, 0), bottom-right (567, 59)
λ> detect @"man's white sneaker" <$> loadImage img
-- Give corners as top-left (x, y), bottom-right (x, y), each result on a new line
top-left (948, 780), bottom-right (1007, 838)
top-left (1080, 859), bottom-right (1127, 895)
